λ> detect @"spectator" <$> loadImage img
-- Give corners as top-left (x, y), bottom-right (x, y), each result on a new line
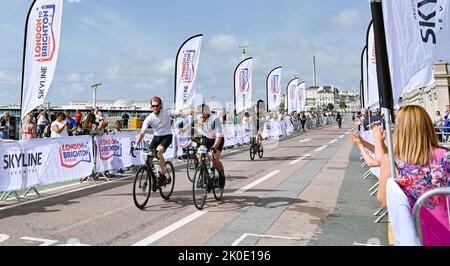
top-left (74, 109), bottom-right (83, 128)
top-left (37, 110), bottom-right (50, 138)
top-left (82, 112), bottom-right (102, 136)
top-left (443, 116), bottom-right (450, 142)
top-left (95, 107), bottom-right (108, 132)
top-left (21, 112), bottom-right (37, 140)
top-left (374, 105), bottom-right (450, 246)
top-left (363, 109), bottom-right (382, 131)
top-left (64, 111), bottom-right (78, 136)
top-left (114, 120), bottom-right (122, 133)
top-left (434, 111), bottom-right (444, 142)
top-left (121, 112), bottom-right (129, 129)
top-left (300, 112), bottom-right (307, 131)
top-left (50, 112), bottom-right (69, 138)
top-left (50, 111), bottom-right (57, 123)
top-left (0, 112), bottom-right (13, 140)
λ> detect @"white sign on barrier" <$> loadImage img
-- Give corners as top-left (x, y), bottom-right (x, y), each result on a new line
top-left (0, 136), bottom-right (94, 193)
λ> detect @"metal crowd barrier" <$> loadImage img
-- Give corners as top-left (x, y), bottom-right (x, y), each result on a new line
top-left (412, 187), bottom-right (450, 246)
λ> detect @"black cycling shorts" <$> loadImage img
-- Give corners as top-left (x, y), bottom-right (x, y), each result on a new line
top-left (149, 134), bottom-right (173, 152)
top-left (200, 137), bottom-right (224, 152)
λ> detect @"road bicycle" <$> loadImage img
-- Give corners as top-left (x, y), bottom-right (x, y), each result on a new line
top-left (131, 147), bottom-right (175, 209)
top-left (249, 136), bottom-right (264, 160)
top-left (192, 146), bottom-right (224, 210)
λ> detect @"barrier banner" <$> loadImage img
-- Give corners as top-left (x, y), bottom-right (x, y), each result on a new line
top-left (0, 136), bottom-right (93, 192)
top-left (224, 124), bottom-right (237, 147)
top-left (95, 132), bottom-right (134, 173)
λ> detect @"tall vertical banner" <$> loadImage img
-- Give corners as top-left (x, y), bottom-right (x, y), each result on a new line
top-left (382, 0), bottom-right (441, 105)
top-left (234, 57), bottom-right (253, 115)
top-left (297, 81), bottom-right (306, 112)
top-left (174, 34), bottom-right (203, 112)
top-left (266, 66), bottom-right (282, 112)
top-left (367, 22), bottom-right (380, 109)
top-left (286, 78), bottom-right (298, 113)
top-left (21, 0), bottom-right (63, 119)
top-left (362, 47), bottom-right (368, 107)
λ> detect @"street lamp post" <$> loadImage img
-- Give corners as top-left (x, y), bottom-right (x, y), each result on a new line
top-left (210, 96), bottom-right (215, 111)
top-left (91, 83), bottom-right (102, 110)
top-left (239, 42), bottom-right (249, 60)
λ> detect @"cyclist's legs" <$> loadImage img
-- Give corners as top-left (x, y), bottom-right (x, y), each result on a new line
top-left (156, 145), bottom-right (166, 175)
top-left (212, 151), bottom-right (224, 173)
top-left (150, 135), bottom-right (172, 176)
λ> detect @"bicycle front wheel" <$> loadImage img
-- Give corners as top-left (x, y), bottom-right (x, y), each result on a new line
top-left (159, 161), bottom-right (175, 200)
top-left (250, 144), bottom-right (256, 160)
top-left (133, 166), bottom-right (151, 209)
top-left (193, 165), bottom-right (208, 210)
top-left (212, 169), bottom-right (224, 201)
top-left (186, 156), bottom-right (197, 182)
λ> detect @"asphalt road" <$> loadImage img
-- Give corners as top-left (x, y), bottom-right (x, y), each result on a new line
top-left (0, 120), bottom-right (387, 246)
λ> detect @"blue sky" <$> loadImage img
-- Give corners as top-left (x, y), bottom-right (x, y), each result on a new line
top-left (0, 0), bottom-right (371, 108)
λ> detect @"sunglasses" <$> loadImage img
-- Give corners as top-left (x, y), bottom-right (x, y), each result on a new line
top-left (151, 105), bottom-right (160, 108)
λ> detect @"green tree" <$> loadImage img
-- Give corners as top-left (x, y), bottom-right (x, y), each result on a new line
top-left (327, 103), bottom-right (335, 111)
top-left (339, 102), bottom-right (347, 110)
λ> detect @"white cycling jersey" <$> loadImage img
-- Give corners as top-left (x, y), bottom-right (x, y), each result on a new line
top-left (141, 109), bottom-right (176, 136)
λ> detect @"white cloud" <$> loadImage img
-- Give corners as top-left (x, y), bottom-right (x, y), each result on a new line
top-left (159, 59), bottom-right (174, 74)
top-left (208, 34), bottom-right (239, 53)
top-left (67, 0), bottom-right (82, 3)
top-left (332, 8), bottom-right (362, 30)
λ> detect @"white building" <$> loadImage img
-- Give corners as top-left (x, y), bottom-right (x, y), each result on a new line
top-left (306, 86), bottom-right (340, 111)
top-left (399, 62), bottom-right (450, 118)
top-left (61, 98), bottom-right (151, 111)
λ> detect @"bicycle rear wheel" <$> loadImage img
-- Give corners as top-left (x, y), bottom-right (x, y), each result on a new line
top-left (133, 166), bottom-right (151, 209)
top-left (159, 161), bottom-right (175, 200)
top-left (258, 143), bottom-right (264, 158)
top-left (193, 165), bottom-right (208, 210)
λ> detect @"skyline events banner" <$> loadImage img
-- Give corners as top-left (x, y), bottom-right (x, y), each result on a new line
top-left (234, 57), bottom-right (253, 114)
top-left (21, 0), bottom-right (63, 119)
top-left (267, 67), bottom-right (282, 111)
top-left (175, 34), bottom-right (203, 112)
top-left (382, 0), bottom-right (440, 105)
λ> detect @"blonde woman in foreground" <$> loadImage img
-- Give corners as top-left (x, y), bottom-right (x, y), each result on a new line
top-left (374, 105), bottom-right (450, 246)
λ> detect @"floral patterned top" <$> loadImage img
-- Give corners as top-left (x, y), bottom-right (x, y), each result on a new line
top-left (396, 148), bottom-right (450, 208)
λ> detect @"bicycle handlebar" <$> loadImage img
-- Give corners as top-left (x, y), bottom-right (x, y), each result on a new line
top-left (130, 147), bottom-right (160, 160)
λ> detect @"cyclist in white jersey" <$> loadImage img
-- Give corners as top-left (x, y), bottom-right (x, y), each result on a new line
top-left (133, 96), bottom-right (188, 182)
top-left (194, 104), bottom-right (226, 188)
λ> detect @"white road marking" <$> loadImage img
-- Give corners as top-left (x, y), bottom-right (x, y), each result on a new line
top-left (235, 170), bottom-right (281, 194)
top-left (0, 176), bottom-right (131, 211)
top-left (20, 237), bottom-right (58, 246)
top-left (289, 154), bottom-right (312, 165)
top-left (329, 139), bottom-right (337, 144)
top-left (299, 138), bottom-right (311, 143)
top-left (0, 234), bottom-right (9, 243)
top-left (339, 135), bottom-right (345, 139)
top-left (314, 145), bottom-right (328, 152)
top-left (132, 211), bottom-right (208, 246)
top-left (232, 233), bottom-right (304, 246)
